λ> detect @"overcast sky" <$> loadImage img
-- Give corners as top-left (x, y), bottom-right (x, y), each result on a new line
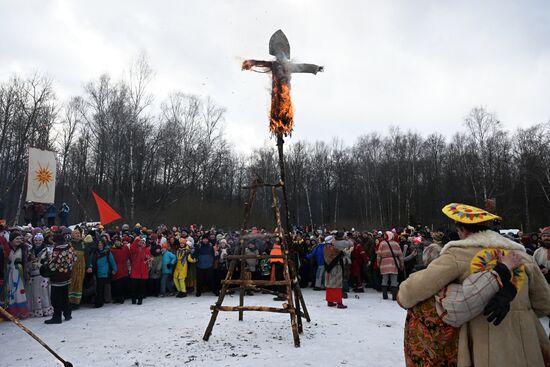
top-left (1, 0), bottom-right (549, 152)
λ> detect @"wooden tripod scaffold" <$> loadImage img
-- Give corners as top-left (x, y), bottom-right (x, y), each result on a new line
top-left (203, 179), bottom-right (311, 347)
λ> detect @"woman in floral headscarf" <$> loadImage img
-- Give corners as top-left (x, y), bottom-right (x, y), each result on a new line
top-left (68, 229), bottom-right (86, 309)
top-left (27, 233), bottom-right (53, 317)
top-left (2, 232), bottom-right (29, 319)
top-left (324, 237), bottom-right (347, 309)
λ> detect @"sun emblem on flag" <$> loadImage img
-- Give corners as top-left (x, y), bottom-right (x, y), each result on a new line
top-left (34, 163), bottom-right (53, 189)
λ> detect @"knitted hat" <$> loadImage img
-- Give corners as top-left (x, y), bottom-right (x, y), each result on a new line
top-left (541, 227), bottom-right (550, 236)
top-left (161, 242), bottom-right (170, 250)
top-left (34, 233), bottom-right (44, 241)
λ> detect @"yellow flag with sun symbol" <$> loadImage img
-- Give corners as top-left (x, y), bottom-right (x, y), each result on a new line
top-left (26, 147), bottom-right (56, 203)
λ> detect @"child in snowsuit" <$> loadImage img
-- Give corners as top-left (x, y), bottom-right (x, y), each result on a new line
top-left (87, 239), bottom-right (117, 308)
top-left (174, 239), bottom-right (195, 297)
top-left (160, 243), bottom-right (176, 297)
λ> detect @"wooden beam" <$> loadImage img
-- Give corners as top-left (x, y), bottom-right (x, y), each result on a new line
top-left (226, 254), bottom-right (284, 260)
top-left (211, 305), bottom-right (294, 314)
top-left (222, 279), bottom-right (290, 286)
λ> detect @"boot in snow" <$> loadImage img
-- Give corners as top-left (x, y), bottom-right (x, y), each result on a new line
top-left (391, 287), bottom-right (398, 301)
top-left (45, 317), bottom-right (62, 324)
top-left (382, 286), bottom-right (388, 300)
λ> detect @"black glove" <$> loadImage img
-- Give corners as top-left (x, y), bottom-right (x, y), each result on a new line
top-left (167, 263), bottom-right (173, 270)
top-left (483, 281), bottom-right (517, 326)
top-left (492, 262), bottom-right (512, 283)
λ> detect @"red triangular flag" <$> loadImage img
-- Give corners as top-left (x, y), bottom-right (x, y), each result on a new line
top-left (92, 191), bottom-right (122, 225)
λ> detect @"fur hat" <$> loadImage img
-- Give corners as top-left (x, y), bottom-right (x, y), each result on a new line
top-left (9, 231), bottom-right (22, 242)
top-left (53, 233), bottom-right (65, 245)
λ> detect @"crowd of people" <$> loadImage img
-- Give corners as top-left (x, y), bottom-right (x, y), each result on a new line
top-left (1, 219), bottom-right (547, 319)
top-left (0, 220), bottom-right (440, 320)
top-left (2, 209), bottom-right (550, 366)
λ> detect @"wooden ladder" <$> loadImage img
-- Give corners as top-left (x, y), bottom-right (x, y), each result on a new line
top-left (202, 180), bottom-right (310, 347)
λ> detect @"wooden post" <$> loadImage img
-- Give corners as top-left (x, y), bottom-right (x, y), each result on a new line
top-left (203, 258), bottom-right (238, 341)
top-left (0, 306), bottom-right (74, 367)
top-left (283, 252), bottom-right (300, 347)
top-left (238, 237), bottom-right (246, 321)
top-left (276, 134), bottom-right (290, 233)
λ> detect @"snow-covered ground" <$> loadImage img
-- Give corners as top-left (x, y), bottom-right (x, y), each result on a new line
top-left (0, 289), bottom-right (406, 367)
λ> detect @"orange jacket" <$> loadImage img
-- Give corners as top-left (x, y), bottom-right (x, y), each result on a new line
top-left (270, 243), bottom-right (284, 263)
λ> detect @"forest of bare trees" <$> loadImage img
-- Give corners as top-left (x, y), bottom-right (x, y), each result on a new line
top-left (1, 58), bottom-right (549, 231)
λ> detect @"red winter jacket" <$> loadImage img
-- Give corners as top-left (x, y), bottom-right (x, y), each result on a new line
top-left (111, 245), bottom-right (131, 281)
top-left (0, 235), bottom-right (9, 258)
top-left (351, 243), bottom-right (369, 277)
top-left (130, 238), bottom-right (151, 279)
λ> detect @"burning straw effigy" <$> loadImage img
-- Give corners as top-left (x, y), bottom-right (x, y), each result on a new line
top-left (203, 30), bottom-right (323, 347)
top-left (241, 29), bottom-right (323, 230)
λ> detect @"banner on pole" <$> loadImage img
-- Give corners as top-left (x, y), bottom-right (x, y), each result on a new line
top-left (26, 147), bottom-right (56, 204)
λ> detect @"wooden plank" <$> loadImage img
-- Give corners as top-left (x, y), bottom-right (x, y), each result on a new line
top-left (226, 254), bottom-right (284, 260)
top-left (222, 279), bottom-right (290, 286)
top-left (211, 305), bottom-right (293, 314)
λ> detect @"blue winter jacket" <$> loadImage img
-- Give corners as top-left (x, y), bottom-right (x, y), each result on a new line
top-left (162, 251), bottom-right (177, 274)
top-left (196, 243), bottom-right (215, 269)
top-left (88, 249), bottom-right (117, 279)
top-left (307, 243), bottom-right (326, 266)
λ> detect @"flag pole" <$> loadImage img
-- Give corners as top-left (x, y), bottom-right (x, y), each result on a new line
top-left (13, 146), bottom-right (30, 226)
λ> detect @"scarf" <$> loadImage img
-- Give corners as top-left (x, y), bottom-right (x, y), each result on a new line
top-left (177, 246), bottom-right (190, 265)
top-left (324, 244), bottom-right (342, 271)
